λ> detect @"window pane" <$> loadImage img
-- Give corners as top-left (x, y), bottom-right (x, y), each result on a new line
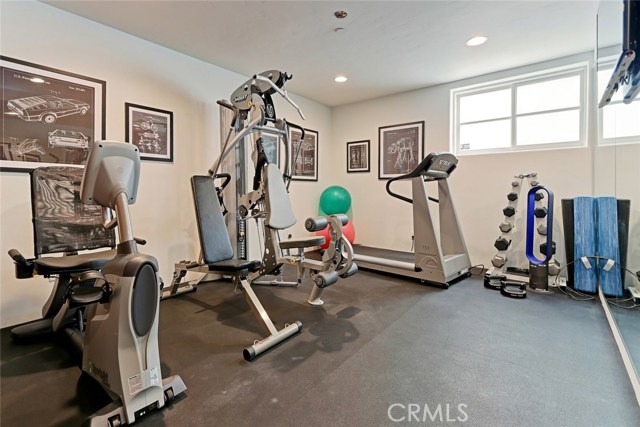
top-left (598, 68), bottom-right (624, 103)
top-left (459, 119), bottom-right (511, 151)
top-left (517, 75), bottom-right (580, 114)
top-left (459, 89), bottom-right (511, 123)
top-left (516, 110), bottom-right (580, 145)
top-left (602, 101), bottom-right (640, 140)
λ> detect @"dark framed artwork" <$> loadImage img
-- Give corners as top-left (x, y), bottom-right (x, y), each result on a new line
top-left (289, 127), bottom-right (318, 181)
top-left (378, 121), bottom-right (424, 179)
top-left (125, 103), bottom-right (173, 162)
top-left (0, 56), bottom-right (106, 172)
top-left (346, 140), bottom-right (370, 173)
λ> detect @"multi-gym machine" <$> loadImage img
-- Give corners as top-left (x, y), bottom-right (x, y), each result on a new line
top-left (162, 71), bottom-right (357, 358)
top-left (8, 141), bottom-right (185, 426)
top-left (353, 152), bottom-right (471, 288)
top-left (164, 70), bottom-right (357, 304)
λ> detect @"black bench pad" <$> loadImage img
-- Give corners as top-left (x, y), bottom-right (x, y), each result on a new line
top-left (206, 259), bottom-right (262, 273)
top-left (280, 236), bottom-right (326, 250)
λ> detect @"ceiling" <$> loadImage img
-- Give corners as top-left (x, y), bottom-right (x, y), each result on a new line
top-left (43, 0), bottom-right (611, 107)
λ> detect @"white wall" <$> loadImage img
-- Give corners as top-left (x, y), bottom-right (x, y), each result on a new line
top-left (331, 54), bottom-right (598, 269)
top-left (0, 1), bottom-right (331, 327)
top-left (2, 2), bottom-right (635, 329)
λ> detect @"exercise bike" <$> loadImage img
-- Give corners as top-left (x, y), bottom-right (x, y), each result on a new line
top-left (9, 141), bottom-right (186, 426)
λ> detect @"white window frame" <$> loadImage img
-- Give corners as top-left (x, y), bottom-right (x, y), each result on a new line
top-left (597, 56), bottom-right (640, 146)
top-left (450, 62), bottom-right (589, 156)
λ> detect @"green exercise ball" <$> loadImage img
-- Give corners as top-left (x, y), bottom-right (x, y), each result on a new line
top-left (319, 186), bottom-right (352, 215)
top-left (318, 206), bottom-right (353, 220)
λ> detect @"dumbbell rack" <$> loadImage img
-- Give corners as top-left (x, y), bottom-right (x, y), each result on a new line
top-left (486, 173), bottom-right (564, 290)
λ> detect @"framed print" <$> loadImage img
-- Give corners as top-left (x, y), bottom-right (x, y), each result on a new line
top-left (260, 133), bottom-right (279, 166)
top-left (346, 140), bottom-right (370, 173)
top-left (125, 103), bottom-right (173, 162)
top-left (378, 121), bottom-right (424, 179)
top-left (289, 127), bottom-right (318, 181)
top-left (0, 56), bottom-right (106, 172)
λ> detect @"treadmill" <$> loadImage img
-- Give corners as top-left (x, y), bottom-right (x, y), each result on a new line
top-left (353, 152), bottom-right (471, 288)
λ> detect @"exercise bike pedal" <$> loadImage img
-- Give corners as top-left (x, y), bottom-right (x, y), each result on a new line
top-left (69, 285), bottom-right (112, 307)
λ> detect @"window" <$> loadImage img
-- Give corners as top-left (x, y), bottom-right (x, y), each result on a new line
top-left (597, 59), bottom-right (640, 145)
top-left (451, 64), bottom-right (588, 155)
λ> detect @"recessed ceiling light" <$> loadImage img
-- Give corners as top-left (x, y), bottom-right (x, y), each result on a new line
top-left (466, 36), bottom-right (488, 47)
top-left (334, 75), bottom-right (348, 83)
top-left (30, 77), bottom-right (45, 83)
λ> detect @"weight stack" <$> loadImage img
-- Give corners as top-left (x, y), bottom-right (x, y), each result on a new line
top-left (561, 198), bottom-right (630, 289)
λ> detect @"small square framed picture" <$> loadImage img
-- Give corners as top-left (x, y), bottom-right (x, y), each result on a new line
top-left (125, 103), bottom-right (173, 162)
top-left (346, 140), bottom-right (370, 173)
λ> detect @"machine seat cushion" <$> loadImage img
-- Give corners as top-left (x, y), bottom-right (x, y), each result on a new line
top-left (191, 176), bottom-right (235, 264)
top-left (34, 249), bottom-right (117, 276)
top-left (206, 259), bottom-right (262, 273)
top-left (280, 236), bottom-right (326, 250)
top-left (264, 164), bottom-right (297, 230)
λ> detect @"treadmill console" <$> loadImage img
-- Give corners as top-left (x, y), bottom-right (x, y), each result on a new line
top-left (386, 152), bottom-right (459, 203)
top-left (421, 152), bottom-right (458, 180)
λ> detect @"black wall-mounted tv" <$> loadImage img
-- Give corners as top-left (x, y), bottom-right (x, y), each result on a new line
top-left (598, 0), bottom-right (640, 107)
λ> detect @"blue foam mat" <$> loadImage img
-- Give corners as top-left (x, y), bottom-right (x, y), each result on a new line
top-left (595, 197), bottom-right (623, 297)
top-left (573, 197), bottom-right (597, 293)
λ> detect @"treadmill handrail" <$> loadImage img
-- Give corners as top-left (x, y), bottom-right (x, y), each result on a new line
top-left (385, 152), bottom-right (457, 204)
top-left (385, 179), bottom-right (413, 204)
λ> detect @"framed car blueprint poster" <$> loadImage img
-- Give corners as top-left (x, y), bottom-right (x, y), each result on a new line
top-left (0, 56), bottom-right (106, 172)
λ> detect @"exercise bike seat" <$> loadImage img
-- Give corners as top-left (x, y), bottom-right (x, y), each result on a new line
top-left (33, 249), bottom-right (117, 276)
